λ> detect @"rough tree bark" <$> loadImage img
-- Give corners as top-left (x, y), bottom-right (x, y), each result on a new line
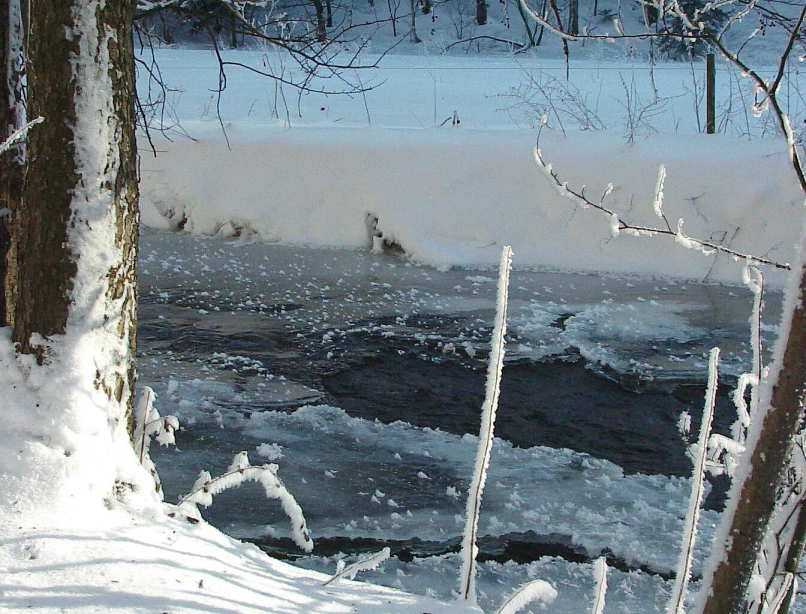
top-left (0, 0), bottom-right (24, 328)
top-left (10, 0), bottom-right (140, 430)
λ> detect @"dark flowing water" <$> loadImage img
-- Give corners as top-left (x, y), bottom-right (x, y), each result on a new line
top-left (139, 228), bottom-right (778, 595)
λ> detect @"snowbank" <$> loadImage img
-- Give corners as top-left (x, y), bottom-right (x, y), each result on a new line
top-left (141, 127), bottom-right (802, 286)
top-left (0, 514), bottom-right (480, 613)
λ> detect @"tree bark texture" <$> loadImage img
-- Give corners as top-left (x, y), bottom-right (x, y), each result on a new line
top-left (0, 0), bottom-right (24, 328)
top-left (700, 262), bottom-right (805, 614)
top-left (10, 0), bottom-right (140, 430)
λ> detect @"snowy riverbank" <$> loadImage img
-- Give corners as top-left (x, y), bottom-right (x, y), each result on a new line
top-left (141, 127), bottom-right (802, 286)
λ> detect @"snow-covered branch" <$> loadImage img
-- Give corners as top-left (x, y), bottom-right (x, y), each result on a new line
top-left (0, 117), bottom-right (44, 157)
top-left (522, 0), bottom-right (806, 194)
top-left (532, 138), bottom-right (790, 271)
top-left (667, 347), bottom-right (720, 614)
top-left (322, 548), bottom-right (391, 586)
top-left (133, 387), bottom-right (179, 495)
top-left (591, 557), bottom-right (608, 614)
top-left (177, 452), bottom-right (313, 552)
top-left (458, 245), bottom-right (512, 603)
top-left (495, 579), bottom-right (558, 614)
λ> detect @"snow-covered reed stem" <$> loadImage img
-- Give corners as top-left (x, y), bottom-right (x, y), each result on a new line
top-left (458, 245), bottom-right (513, 603)
top-left (322, 547), bottom-right (391, 586)
top-left (132, 386), bottom-right (178, 495)
top-left (178, 452), bottom-right (313, 552)
top-left (765, 572), bottom-right (795, 614)
top-left (133, 387), bottom-right (179, 461)
top-left (495, 579), bottom-right (558, 614)
top-left (667, 347), bottom-right (720, 614)
top-left (591, 557), bottom-right (608, 614)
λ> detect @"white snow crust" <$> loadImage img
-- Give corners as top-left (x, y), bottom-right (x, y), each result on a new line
top-left (140, 129), bottom-right (801, 285)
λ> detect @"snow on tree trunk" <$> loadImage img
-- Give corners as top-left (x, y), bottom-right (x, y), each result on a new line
top-left (0, 0), bottom-right (24, 327)
top-left (697, 242), bottom-right (806, 614)
top-left (1, 0), bottom-right (158, 523)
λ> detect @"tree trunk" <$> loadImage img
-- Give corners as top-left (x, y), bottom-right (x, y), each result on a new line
top-left (0, 0), bottom-right (24, 328)
top-left (410, 0), bottom-right (421, 42)
top-left (4, 0), bottom-right (151, 514)
top-left (516, 0), bottom-right (537, 47)
top-left (699, 262), bottom-right (806, 614)
top-left (476, 0), bottom-right (487, 25)
top-left (312, 0), bottom-right (327, 41)
top-left (568, 0), bottom-right (578, 35)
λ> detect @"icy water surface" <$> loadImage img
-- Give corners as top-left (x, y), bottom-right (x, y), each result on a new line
top-left (139, 228), bottom-right (782, 613)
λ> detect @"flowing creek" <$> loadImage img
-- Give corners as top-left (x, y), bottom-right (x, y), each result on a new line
top-left (139, 228), bottom-right (779, 613)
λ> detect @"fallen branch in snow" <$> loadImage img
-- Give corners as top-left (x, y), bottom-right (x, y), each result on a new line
top-left (495, 578), bottom-right (558, 614)
top-left (443, 35), bottom-right (529, 53)
top-left (459, 245), bottom-right (512, 603)
top-left (322, 547), bottom-right (391, 586)
top-left (532, 128), bottom-right (790, 271)
top-left (178, 451), bottom-right (313, 552)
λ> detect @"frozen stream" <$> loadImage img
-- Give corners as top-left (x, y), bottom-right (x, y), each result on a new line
top-left (139, 227), bottom-right (785, 613)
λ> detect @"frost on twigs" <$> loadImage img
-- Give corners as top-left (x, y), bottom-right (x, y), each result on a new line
top-left (674, 218), bottom-right (715, 255)
top-left (532, 132), bottom-right (790, 270)
top-left (495, 579), bottom-right (558, 614)
top-left (652, 164), bottom-right (667, 220)
top-left (177, 451), bottom-right (313, 552)
top-left (0, 116), bottom-right (44, 156)
top-left (133, 386), bottom-right (179, 495)
top-left (667, 347), bottom-right (720, 614)
top-left (706, 264), bottom-right (763, 478)
top-left (322, 547), bottom-right (391, 586)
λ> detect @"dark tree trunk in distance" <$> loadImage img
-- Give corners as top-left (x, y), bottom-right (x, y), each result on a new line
top-left (476, 0), bottom-right (487, 25)
top-left (312, 0), bottom-right (327, 41)
top-left (568, 0), bottom-right (578, 34)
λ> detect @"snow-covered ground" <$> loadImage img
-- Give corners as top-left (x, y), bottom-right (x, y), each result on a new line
top-left (0, 514), bottom-right (479, 614)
